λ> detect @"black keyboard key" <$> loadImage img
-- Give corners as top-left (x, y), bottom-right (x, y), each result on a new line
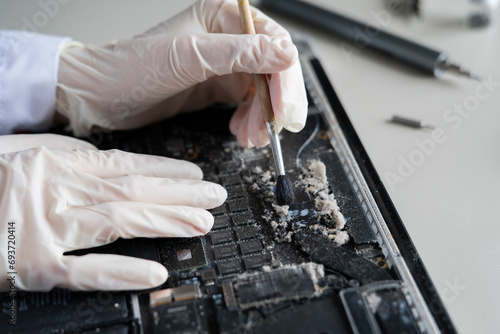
top-left (243, 255), bottom-right (266, 270)
top-left (210, 205), bottom-right (226, 216)
top-left (227, 198), bottom-right (250, 213)
top-left (165, 139), bottom-right (185, 157)
top-left (227, 185), bottom-right (246, 199)
top-left (130, 141), bottom-right (145, 153)
top-left (201, 164), bottom-right (216, 175)
top-left (239, 240), bottom-right (263, 255)
top-left (209, 149), bottom-right (225, 161)
top-left (220, 174), bottom-right (242, 187)
top-left (203, 174), bottom-right (218, 184)
top-left (219, 161), bottom-right (239, 173)
top-left (213, 244), bottom-right (238, 259)
top-left (217, 260), bottom-right (243, 275)
top-left (235, 226), bottom-right (260, 241)
top-left (231, 211), bottom-right (253, 226)
top-left (213, 215), bottom-right (231, 230)
top-left (119, 142), bottom-right (130, 152)
top-left (210, 230), bottom-right (233, 244)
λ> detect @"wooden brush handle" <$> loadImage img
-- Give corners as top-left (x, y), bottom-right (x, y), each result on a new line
top-left (237, 0), bottom-right (276, 123)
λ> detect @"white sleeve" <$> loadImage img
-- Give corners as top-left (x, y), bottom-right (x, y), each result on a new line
top-left (0, 31), bottom-right (71, 135)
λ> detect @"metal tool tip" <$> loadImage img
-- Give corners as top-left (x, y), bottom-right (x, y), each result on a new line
top-left (468, 72), bottom-right (484, 82)
top-left (458, 67), bottom-right (483, 82)
top-left (441, 60), bottom-right (483, 82)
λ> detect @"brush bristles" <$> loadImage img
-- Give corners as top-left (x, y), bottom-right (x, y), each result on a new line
top-left (276, 175), bottom-right (295, 206)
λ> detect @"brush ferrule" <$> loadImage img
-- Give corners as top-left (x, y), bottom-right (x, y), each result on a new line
top-left (266, 120), bottom-right (286, 176)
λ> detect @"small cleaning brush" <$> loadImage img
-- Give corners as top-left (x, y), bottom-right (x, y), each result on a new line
top-left (237, 0), bottom-right (295, 206)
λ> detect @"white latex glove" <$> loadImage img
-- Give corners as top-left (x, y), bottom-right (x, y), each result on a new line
top-left (0, 134), bottom-right (227, 291)
top-left (56, 0), bottom-right (308, 148)
top-left (0, 134), bottom-right (97, 155)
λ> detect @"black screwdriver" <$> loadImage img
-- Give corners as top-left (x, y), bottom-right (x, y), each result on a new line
top-left (260, 0), bottom-right (481, 81)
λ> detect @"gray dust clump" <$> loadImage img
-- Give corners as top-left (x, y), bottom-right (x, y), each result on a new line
top-left (245, 166), bottom-right (292, 243)
top-left (245, 167), bottom-right (275, 202)
top-left (298, 159), bottom-right (349, 245)
top-left (245, 160), bottom-right (349, 245)
top-left (272, 203), bottom-right (289, 216)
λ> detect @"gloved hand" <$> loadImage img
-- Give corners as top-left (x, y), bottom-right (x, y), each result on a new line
top-left (0, 133), bottom-right (97, 155)
top-left (56, 0), bottom-right (307, 148)
top-left (0, 134), bottom-right (227, 291)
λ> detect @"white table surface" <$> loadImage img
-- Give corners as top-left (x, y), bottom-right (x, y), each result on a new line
top-left (1, 1), bottom-right (499, 333)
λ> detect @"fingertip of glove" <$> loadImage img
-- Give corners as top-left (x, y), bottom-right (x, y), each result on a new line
top-left (277, 93), bottom-right (308, 134)
top-left (212, 183), bottom-right (228, 206)
top-left (270, 37), bottom-right (298, 68)
top-left (116, 260), bottom-right (168, 289)
top-left (113, 261), bottom-right (168, 290)
top-left (160, 157), bottom-right (204, 180)
top-left (249, 130), bottom-right (270, 148)
top-left (244, 35), bottom-right (298, 73)
top-left (147, 262), bottom-right (169, 287)
top-left (203, 211), bottom-right (215, 234)
top-left (192, 209), bottom-right (215, 235)
top-left (186, 162), bottom-right (204, 180)
top-left (236, 129), bottom-right (255, 149)
top-left (80, 142), bottom-right (99, 151)
top-left (194, 181), bottom-right (228, 209)
top-left (284, 121), bottom-right (306, 133)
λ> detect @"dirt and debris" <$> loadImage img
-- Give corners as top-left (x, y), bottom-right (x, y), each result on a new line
top-left (299, 160), bottom-right (346, 227)
top-left (245, 166), bottom-right (292, 243)
top-left (245, 160), bottom-right (349, 245)
top-left (366, 292), bottom-right (382, 313)
top-left (272, 203), bottom-right (289, 216)
top-left (245, 167), bottom-right (275, 202)
top-left (245, 167), bottom-right (291, 218)
top-left (297, 159), bottom-right (349, 245)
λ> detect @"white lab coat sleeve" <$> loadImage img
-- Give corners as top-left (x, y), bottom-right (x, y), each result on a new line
top-left (0, 31), bottom-right (71, 135)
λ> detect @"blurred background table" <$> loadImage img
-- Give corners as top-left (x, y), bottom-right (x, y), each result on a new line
top-left (1, 1), bottom-right (499, 332)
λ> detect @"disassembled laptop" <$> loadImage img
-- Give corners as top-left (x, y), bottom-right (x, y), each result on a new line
top-left (1, 34), bottom-right (455, 334)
